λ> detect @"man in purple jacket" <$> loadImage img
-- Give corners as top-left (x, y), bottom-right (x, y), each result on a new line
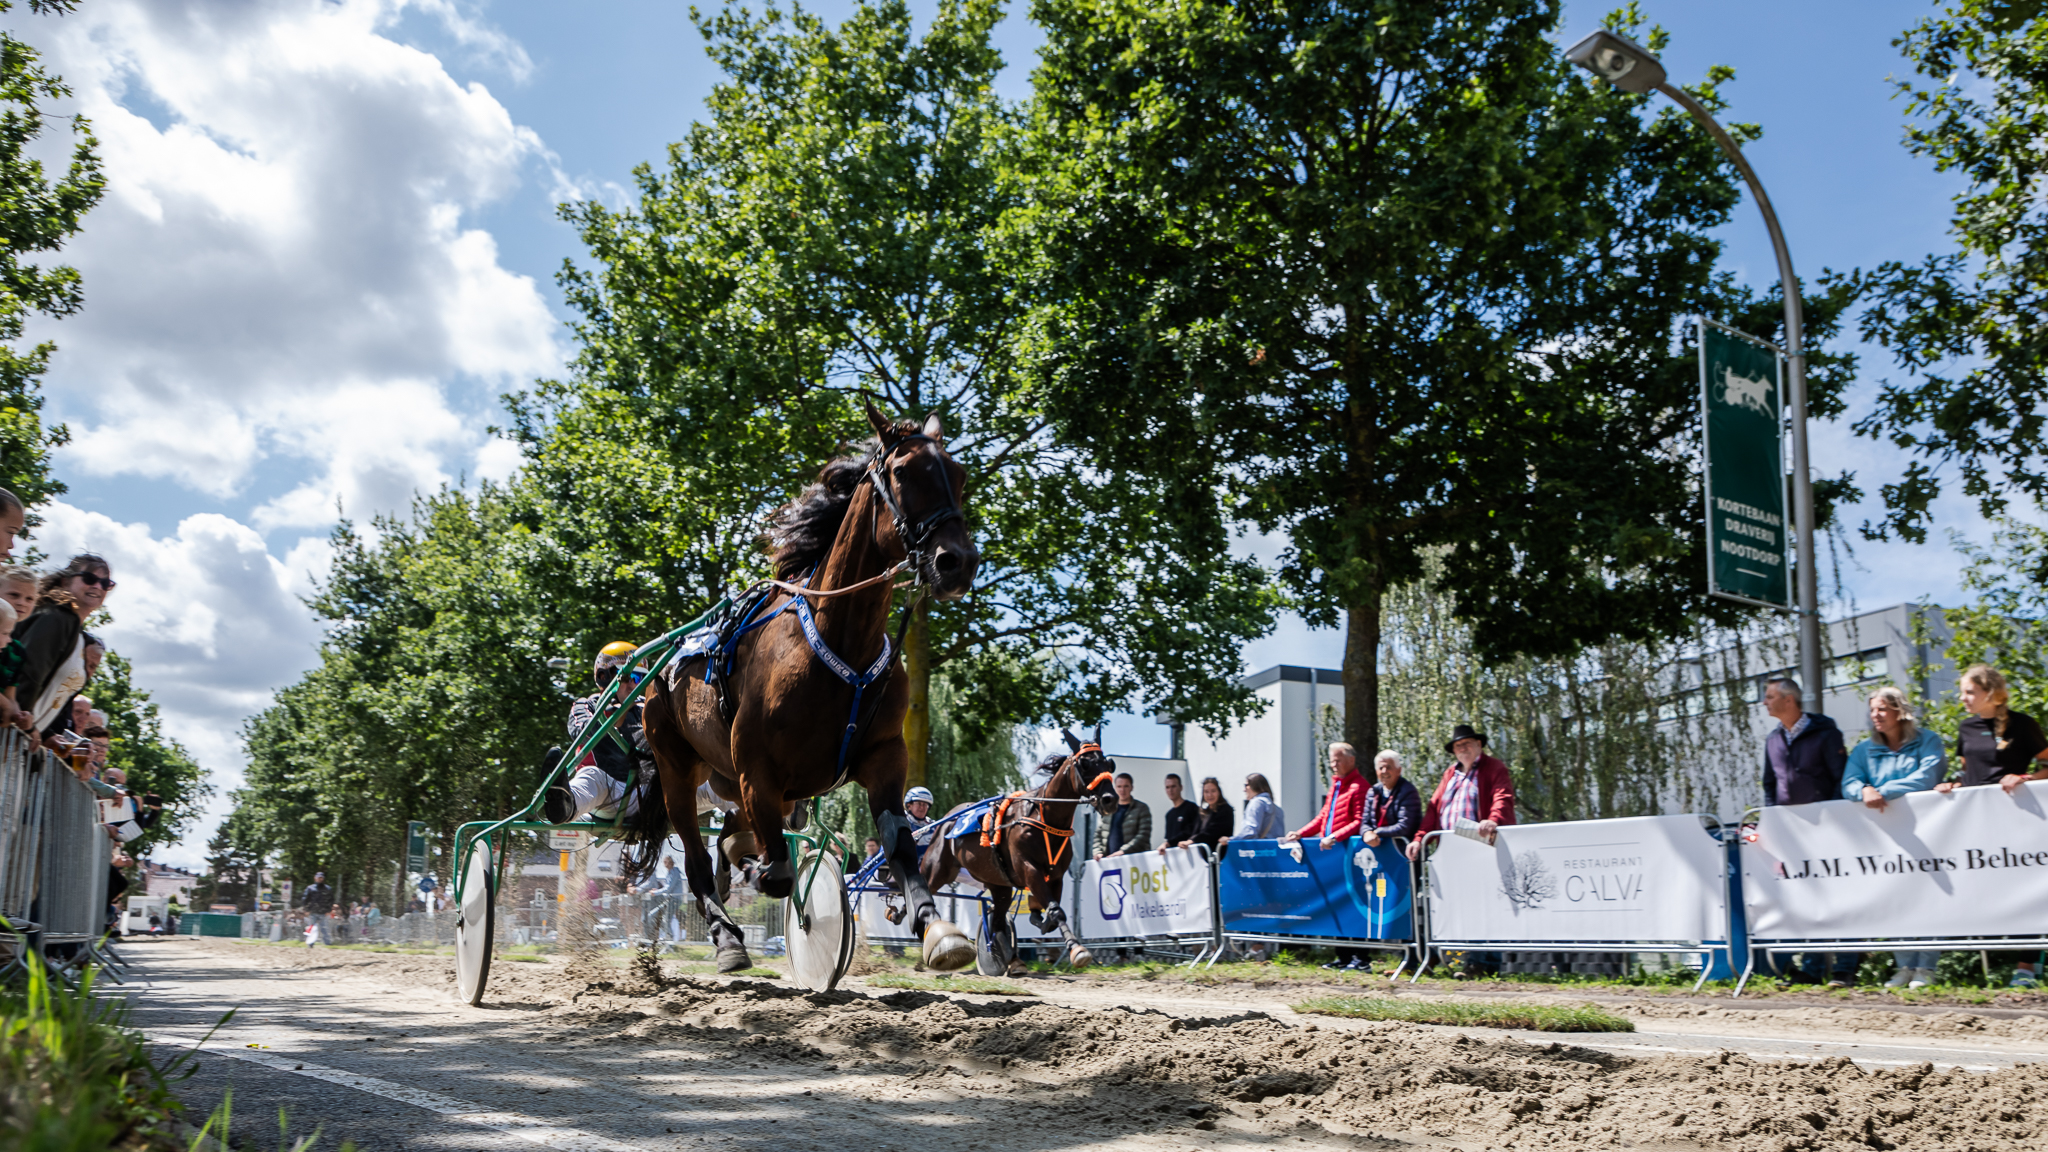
top-left (1759, 676), bottom-right (1858, 986)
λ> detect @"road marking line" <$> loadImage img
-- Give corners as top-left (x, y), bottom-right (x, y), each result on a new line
top-left (150, 1036), bottom-right (642, 1151)
top-left (1631, 1029), bottom-right (2048, 1060)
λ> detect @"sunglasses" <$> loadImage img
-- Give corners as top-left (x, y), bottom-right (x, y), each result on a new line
top-left (74, 572), bottom-right (115, 590)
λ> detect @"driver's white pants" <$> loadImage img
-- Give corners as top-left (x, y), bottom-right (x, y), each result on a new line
top-left (565, 764), bottom-right (644, 821)
top-left (695, 781), bottom-right (738, 816)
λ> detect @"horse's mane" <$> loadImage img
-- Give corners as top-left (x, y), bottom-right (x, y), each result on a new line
top-left (765, 423), bottom-right (924, 580)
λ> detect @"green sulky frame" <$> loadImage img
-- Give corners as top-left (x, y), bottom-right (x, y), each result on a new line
top-left (450, 599), bottom-right (848, 942)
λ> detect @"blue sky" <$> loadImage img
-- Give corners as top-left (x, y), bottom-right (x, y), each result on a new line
top-left (14, 0), bottom-right (1988, 864)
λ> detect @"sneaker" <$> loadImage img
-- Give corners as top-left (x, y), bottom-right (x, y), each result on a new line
top-left (1342, 958), bottom-right (1368, 972)
top-left (2009, 968), bottom-right (2038, 989)
top-left (1825, 978), bottom-right (1850, 989)
top-left (1884, 968), bottom-right (1912, 988)
top-left (543, 783), bottom-right (573, 824)
top-left (1908, 970), bottom-right (1933, 989)
top-left (1320, 959), bottom-right (1348, 970)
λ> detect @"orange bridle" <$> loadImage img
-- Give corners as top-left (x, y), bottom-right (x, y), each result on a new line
top-left (977, 750), bottom-right (1115, 872)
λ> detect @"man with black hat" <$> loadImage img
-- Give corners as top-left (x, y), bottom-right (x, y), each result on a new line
top-left (1406, 724), bottom-right (1516, 862)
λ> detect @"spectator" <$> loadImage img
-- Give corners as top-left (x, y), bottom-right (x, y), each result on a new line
top-left (365, 902), bottom-right (382, 928)
top-left (1755, 677), bottom-right (1856, 986)
top-left (1360, 750), bottom-right (1422, 849)
top-left (0, 565), bottom-right (34, 621)
top-left (1282, 743), bottom-right (1369, 851)
top-left (1177, 777), bottom-right (1234, 852)
top-left (302, 871), bottom-right (334, 947)
top-left (635, 854), bottom-right (686, 942)
top-left (1092, 772), bottom-right (1151, 859)
top-left (1160, 773), bottom-right (1200, 848)
top-left (1841, 686), bottom-right (1946, 989)
top-left (862, 836), bottom-right (881, 862)
top-left (1933, 664), bottom-right (2048, 987)
top-left (1408, 724), bottom-right (1517, 862)
top-left (16, 555), bottom-right (113, 741)
top-left (0, 567), bottom-right (31, 728)
top-left (0, 487), bottom-right (22, 559)
top-left (1760, 677), bottom-right (1848, 807)
top-left (1218, 773), bottom-right (1286, 849)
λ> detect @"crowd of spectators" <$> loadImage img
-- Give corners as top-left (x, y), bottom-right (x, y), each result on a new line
top-left (0, 493), bottom-right (165, 933)
top-left (1762, 665), bottom-right (2048, 989)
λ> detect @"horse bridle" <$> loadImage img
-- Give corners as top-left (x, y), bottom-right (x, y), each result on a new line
top-left (865, 434), bottom-right (964, 587)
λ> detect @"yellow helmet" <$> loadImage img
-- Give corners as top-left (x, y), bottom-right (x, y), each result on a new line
top-left (593, 640), bottom-right (640, 685)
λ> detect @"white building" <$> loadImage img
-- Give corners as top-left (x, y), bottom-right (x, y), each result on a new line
top-left (1179, 665), bottom-right (1344, 835)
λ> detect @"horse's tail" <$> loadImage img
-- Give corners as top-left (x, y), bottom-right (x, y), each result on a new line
top-left (618, 678), bottom-right (677, 885)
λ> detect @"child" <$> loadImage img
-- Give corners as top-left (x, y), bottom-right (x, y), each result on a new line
top-left (0, 567), bottom-right (38, 729)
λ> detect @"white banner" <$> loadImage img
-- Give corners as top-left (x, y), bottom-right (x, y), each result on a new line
top-left (851, 876), bottom-right (1072, 945)
top-left (1426, 814), bottom-right (1727, 943)
top-left (1743, 780), bottom-right (2048, 941)
top-left (1077, 847), bottom-right (1216, 940)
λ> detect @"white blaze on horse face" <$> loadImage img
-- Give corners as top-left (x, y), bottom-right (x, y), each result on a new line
top-left (1718, 366), bottom-right (1774, 418)
top-left (922, 412), bottom-right (944, 442)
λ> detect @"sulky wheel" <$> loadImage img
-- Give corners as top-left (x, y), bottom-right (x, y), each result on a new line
top-left (454, 835), bottom-right (495, 1006)
top-left (785, 846), bottom-right (853, 992)
top-left (975, 908), bottom-right (1015, 977)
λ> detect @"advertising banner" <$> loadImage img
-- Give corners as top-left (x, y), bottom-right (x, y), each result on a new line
top-left (1216, 838), bottom-right (1413, 942)
top-left (1077, 847), bottom-right (1217, 940)
top-left (1698, 318), bottom-right (1791, 609)
top-left (853, 877), bottom-right (1072, 945)
top-left (1743, 781), bottom-right (2048, 941)
top-left (1425, 815), bottom-right (1726, 944)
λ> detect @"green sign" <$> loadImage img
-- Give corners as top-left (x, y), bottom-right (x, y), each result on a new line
top-left (406, 820), bottom-right (429, 876)
top-left (1698, 319), bottom-right (1790, 609)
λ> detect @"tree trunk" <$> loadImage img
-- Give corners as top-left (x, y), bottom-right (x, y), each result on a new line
top-left (1343, 590), bottom-right (1382, 754)
top-left (902, 596), bottom-right (933, 789)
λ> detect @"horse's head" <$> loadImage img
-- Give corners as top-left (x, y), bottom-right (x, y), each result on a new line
top-left (865, 405), bottom-right (978, 600)
top-left (1061, 727), bottom-right (1120, 817)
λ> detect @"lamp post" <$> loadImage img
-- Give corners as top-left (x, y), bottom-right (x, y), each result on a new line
top-left (1566, 29), bottom-right (1824, 712)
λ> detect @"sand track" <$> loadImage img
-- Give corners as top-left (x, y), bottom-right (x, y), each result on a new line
top-left (129, 940), bottom-right (2048, 1151)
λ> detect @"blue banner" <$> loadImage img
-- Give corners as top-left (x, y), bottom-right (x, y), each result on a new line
top-left (1217, 838), bottom-right (1413, 941)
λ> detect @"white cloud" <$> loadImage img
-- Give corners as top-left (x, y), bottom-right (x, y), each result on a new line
top-left (31, 0), bottom-right (563, 510)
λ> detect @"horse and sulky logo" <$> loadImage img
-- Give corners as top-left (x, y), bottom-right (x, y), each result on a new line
top-left (1716, 366), bottom-right (1774, 418)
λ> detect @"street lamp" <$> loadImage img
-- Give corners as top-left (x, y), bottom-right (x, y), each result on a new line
top-left (1566, 29), bottom-right (1825, 712)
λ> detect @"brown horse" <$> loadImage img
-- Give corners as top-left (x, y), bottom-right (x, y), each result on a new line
top-left (920, 733), bottom-right (1119, 973)
top-left (634, 407), bottom-right (981, 973)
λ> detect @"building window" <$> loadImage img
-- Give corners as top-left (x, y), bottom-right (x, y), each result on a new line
top-left (1753, 648), bottom-right (1889, 701)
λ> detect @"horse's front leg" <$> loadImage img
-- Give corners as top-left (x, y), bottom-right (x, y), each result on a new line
top-left (1026, 871), bottom-right (1093, 970)
top-left (645, 681), bottom-right (751, 973)
top-left (738, 772), bottom-right (794, 900)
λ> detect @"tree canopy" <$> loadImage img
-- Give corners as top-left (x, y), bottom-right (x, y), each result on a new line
top-left (1017, 2), bottom-right (1852, 750)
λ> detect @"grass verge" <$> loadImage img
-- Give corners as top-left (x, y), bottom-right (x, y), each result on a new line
top-left (1293, 995), bottom-right (1633, 1033)
top-left (866, 974), bottom-right (1036, 996)
top-left (1, 948), bottom-right (195, 1148)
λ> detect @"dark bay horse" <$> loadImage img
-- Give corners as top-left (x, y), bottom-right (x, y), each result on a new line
top-left (635, 408), bottom-right (981, 972)
top-left (921, 734), bottom-right (1119, 972)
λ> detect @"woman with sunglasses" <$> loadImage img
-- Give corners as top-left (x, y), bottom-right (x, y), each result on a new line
top-left (15, 553), bottom-right (115, 746)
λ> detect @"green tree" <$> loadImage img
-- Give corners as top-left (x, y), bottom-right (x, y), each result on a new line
top-left (0, 0), bottom-right (102, 518)
top-left (90, 650), bottom-right (208, 856)
top-left (1020, 2), bottom-right (1847, 751)
top-left (235, 486), bottom-right (566, 906)
top-left (520, 0), bottom-right (1277, 785)
top-left (1848, 0), bottom-right (2048, 542)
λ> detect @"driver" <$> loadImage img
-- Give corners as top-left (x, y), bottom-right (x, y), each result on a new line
top-left (903, 786), bottom-right (935, 830)
top-left (546, 641), bottom-right (657, 824)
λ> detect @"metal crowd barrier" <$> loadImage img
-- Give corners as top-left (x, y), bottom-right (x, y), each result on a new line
top-left (1077, 844), bottom-right (1225, 965)
top-left (1410, 820), bottom-right (1735, 992)
top-left (1214, 837), bottom-right (1418, 975)
top-left (0, 731), bottom-right (122, 981)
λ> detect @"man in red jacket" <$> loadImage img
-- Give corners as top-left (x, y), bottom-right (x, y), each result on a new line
top-left (1406, 724), bottom-right (1516, 861)
top-left (1280, 744), bottom-right (1368, 851)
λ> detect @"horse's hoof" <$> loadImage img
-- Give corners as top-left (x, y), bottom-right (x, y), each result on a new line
top-left (921, 921), bottom-right (975, 971)
top-left (1067, 946), bottom-right (1094, 970)
top-left (717, 945), bottom-right (753, 974)
top-left (757, 858), bottom-right (794, 899)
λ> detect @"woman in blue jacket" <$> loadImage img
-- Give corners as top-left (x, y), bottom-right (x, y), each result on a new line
top-left (1841, 685), bottom-right (1946, 988)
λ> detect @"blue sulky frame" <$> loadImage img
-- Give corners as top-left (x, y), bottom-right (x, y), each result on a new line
top-left (451, 601), bottom-right (851, 996)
